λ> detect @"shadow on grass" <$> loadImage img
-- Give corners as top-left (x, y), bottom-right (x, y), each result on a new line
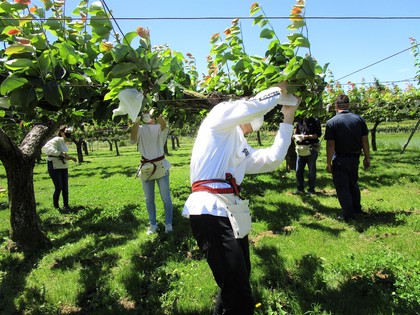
top-left (253, 245), bottom-right (419, 315)
top-left (1, 146), bottom-right (418, 314)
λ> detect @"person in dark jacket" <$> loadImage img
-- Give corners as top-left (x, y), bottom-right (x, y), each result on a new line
top-left (325, 94), bottom-right (371, 222)
top-left (293, 116), bottom-right (322, 195)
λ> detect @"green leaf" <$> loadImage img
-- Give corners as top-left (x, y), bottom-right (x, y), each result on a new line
top-left (211, 42), bottom-right (229, 54)
top-left (260, 29), bottom-right (275, 40)
top-left (59, 42), bottom-right (78, 65)
top-left (44, 17), bottom-right (62, 31)
top-left (4, 58), bottom-right (34, 70)
top-left (90, 15), bottom-right (112, 39)
top-left (72, 110), bottom-right (85, 117)
top-left (9, 86), bottom-right (37, 112)
top-left (1, 76), bottom-right (28, 95)
top-left (233, 59), bottom-right (246, 72)
top-left (4, 44), bottom-right (35, 55)
top-left (31, 34), bottom-right (48, 50)
top-left (287, 20), bottom-right (306, 30)
top-left (37, 51), bottom-right (53, 77)
top-left (107, 63), bottom-right (138, 78)
top-left (294, 37), bottom-right (310, 48)
top-left (112, 45), bottom-right (131, 63)
top-left (123, 31), bottom-right (139, 46)
top-left (287, 34), bottom-right (310, 48)
top-left (88, 1), bottom-right (104, 15)
top-left (43, 81), bottom-right (63, 107)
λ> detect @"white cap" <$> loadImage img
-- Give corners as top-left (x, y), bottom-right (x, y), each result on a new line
top-left (142, 113), bottom-right (152, 124)
top-left (250, 116), bottom-right (264, 132)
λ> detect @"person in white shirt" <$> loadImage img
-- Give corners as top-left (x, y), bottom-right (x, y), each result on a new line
top-left (131, 112), bottom-right (173, 234)
top-left (42, 126), bottom-right (77, 211)
top-left (183, 83), bottom-right (300, 315)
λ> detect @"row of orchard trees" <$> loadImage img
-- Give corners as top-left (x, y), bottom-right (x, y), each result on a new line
top-left (322, 76), bottom-right (419, 152)
top-left (0, 0), bottom-right (196, 248)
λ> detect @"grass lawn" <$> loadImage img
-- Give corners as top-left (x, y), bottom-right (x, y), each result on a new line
top-left (0, 130), bottom-right (419, 315)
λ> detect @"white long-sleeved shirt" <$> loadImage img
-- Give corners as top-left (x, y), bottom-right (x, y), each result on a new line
top-left (183, 87), bottom-right (298, 218)
top-left (42, 136), bottom-right (70, 169)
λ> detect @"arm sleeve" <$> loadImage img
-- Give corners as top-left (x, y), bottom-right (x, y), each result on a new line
top-left (206, 87), bottom-right (299, 132)
top-left (244, 123), bottom-right (294, 174)
top-left (42, 138), bottom-right (67, 156)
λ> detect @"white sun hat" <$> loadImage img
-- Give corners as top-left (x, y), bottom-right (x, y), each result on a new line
top-left (142, 113), bottom-right (152, 123)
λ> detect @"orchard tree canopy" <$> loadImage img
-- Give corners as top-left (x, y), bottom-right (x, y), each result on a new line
top-left (0, 0), bottom-right (329, 249)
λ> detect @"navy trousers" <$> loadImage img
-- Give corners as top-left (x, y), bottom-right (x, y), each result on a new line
top-left (190, 215), bottom-right (254, 315)
top-left (296, 148), bottom-right (318, 192)
top-left (332, 155), bottom-right (362, 220)
top-left (47, 161), bottom-right (69, 208)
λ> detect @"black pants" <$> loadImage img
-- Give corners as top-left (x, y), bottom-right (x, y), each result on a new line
top-left (48, 161), bottom-right (69, 208)
top-left (332, 155), bottom-right (362, 219)
top-left (190, 215), bottom-right (254, 315)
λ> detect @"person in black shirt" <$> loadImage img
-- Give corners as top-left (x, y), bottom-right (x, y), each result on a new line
top-left (325, 94), bottom-right (371, 222)
top-left (293, 116), bottom-right (322, 195)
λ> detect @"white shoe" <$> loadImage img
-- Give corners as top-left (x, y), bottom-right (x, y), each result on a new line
top-left (165, 224), bottom-right (173, 233)
top-left (147, 225), bottom-right (158, 235)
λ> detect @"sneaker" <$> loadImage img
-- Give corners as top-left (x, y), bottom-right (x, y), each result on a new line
top-left (147, 225), bottom-right (158, 235)
top-left (165, 224), bottom-right (173, 234)
top-left (61, 206), bottom-right (71, 213)
top-left (355, 210), bottom-right (369, 217)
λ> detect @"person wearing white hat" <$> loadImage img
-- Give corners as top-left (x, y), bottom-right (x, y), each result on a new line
top-left (130, 110), bottom-right (173, 234)
top-left (183, 82), bottom-right (300, 314)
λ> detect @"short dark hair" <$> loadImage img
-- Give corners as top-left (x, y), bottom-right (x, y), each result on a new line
top-left (335, 94), bottom-right (350, 109)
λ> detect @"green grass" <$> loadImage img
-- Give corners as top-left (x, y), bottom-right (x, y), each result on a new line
top-left (0, 131), bottom-right (419, 315)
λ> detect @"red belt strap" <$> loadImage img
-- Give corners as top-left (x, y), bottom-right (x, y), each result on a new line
top-left (192, 173), bottom-right (241, 197)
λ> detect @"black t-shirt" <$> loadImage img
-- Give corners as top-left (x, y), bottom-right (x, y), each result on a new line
top-left (324, 110), bottom-right (368, 156)
top-left (295, 117), bottom-right (322, 145)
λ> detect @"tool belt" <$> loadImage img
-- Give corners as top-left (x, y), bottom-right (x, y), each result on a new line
top-left (137, 155), bottom-right (167, 181)
top-left (48, 155), bottom-right (67, 169)
top-left (192, 173), bottom-right (241, 197)
top-left (192, 173), bottom-right (251, 239)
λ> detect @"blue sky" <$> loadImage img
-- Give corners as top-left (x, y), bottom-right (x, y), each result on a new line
top-left (40, 0), bottom-right (420, 88)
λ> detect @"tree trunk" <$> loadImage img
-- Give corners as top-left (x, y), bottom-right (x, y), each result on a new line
top-left (256, 131), bottom-right (262, 146)
top-left (0, 124), bottom-right (57, 250)
top-left (370, 120), bottom-right (382, 152)
top-left (82, 140), bottom-right (89, 156)
top-left (171, 135), bottom-right (176, 150)
top-left (164, 140), bottom-right (170, 156)
top-left (401, 118), bottom-right (420, 153)
top-left (74, 138), bottom-right (84, 163)
top-left (114, 140), bottom-right (120, 156)
top-left (107, 140), bottom-right (113, 151)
